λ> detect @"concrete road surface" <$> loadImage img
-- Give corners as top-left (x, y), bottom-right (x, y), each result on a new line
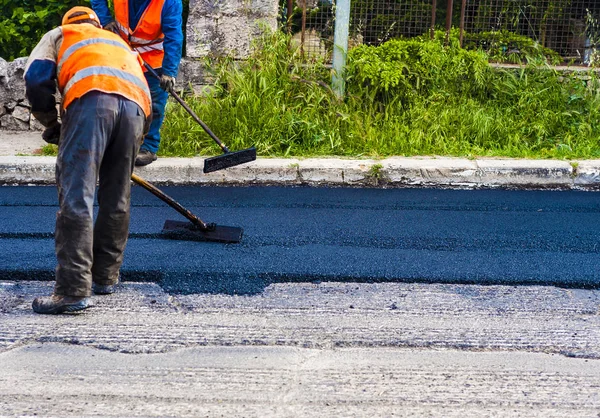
top-left (1, 281), bottom-right (600, 417)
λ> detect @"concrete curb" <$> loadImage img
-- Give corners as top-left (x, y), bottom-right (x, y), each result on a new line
top-left (1, 155), bottom-right (599, 190)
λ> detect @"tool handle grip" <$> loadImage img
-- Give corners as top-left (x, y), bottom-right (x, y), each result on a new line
top-left (144, 64), bottom-right (230, 154)
top-left (131, 173), bottom-right (210, 231)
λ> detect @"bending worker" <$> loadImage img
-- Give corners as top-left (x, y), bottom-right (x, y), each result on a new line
top-left (24, 7), bottom-right (151, 314)
top-left (91, 0), bottom-right (184, 166)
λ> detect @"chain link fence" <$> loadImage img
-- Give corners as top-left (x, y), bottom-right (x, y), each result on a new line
top-left (464, 0), bottom-right (596, 63)
top-left (282, 0), bottom-right (600, 65)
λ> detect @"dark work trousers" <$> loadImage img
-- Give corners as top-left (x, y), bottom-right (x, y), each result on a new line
top-left (54, 92), bottom-right (146, 297)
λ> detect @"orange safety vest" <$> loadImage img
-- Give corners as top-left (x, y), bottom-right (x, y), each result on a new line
top-left (113, 0), bottom-right (166, 70)
top-left (57, 24), bottom-right (152, 117)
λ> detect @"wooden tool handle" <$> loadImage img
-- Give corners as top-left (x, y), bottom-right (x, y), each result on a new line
top-left (131, 173), bottom-right (211, 231)
top-left (143, 63), bottom-right (230, 153)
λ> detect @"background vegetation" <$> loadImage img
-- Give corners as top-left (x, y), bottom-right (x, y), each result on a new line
top-left (161, 30), bottom-right (600, 159)
top-left (0, 0), bottom-right (90, 60)
top-left (0, 0), bottom-right (187, 60)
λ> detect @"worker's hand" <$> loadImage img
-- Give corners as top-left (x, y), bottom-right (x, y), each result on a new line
top-left (159, 75), bottom-right (176, 92)
top-left (103, 21), bottom-right (120, 35)
top-left (42, 121), bottom-right (61, 145)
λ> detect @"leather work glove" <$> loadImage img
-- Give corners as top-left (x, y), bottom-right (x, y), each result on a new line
top-left (42, 121), bottom-right (61, 145)
top-left (159, 75), bottom-right (176, 92)
top-left (103, 21), bottom-right (120, 35)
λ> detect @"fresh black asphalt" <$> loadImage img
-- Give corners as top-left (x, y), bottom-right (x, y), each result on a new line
top-left (1, 185), bottom-right (599, 293)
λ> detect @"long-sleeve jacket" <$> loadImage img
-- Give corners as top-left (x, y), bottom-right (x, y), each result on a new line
top-left (90, 0), bottom-right (183, 77)
top-left (23, 28), bottom-right (62, 127)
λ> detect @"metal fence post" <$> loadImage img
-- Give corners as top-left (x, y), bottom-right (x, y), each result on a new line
top-left (287, 0), bottom-right (294, 33)
top-left (459, 0), bottom-right (466, 47)
top-left (445, 0), bottom-right (454, 46)
top-left (332, 0), bottom-right (351, 98)
top-left (301, 0), bottom-right (307, 57)
top-left (431, 0), bottom-right (437, 39)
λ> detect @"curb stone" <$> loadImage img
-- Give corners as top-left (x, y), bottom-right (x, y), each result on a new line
top-left (475, 159), bottom-right (574, 188)
top-left (0, 155), bottom-right (600, 190)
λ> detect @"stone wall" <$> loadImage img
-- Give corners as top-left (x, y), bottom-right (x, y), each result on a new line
top-left (0, 0), bottom-right (279, 130)
top-left (186, 0), bottom-right (279, 59)
top-left (0, 57), bottom-right (45, 131)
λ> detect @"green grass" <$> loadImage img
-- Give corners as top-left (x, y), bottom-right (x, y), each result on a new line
top-left (160, 31), bottom-right (600, 160)
top-left (40, 144), bottom-right (58, 156)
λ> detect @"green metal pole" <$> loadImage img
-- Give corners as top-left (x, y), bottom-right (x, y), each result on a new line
top-left (332, 0), bottom-right (351, 98)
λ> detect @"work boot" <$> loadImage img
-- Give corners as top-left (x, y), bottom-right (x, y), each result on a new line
top-left (92, 277), bottom-right (120, 295)
top-left (32, 295), bottom-right (92, 315)
top-left (135, 149), bottom-right (157, 166)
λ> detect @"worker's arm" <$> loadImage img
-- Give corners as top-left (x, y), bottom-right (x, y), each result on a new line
top-left (90, 0), bottom-right (115, 28)
top-left (160, 0), bottom-right (183, 78)
top-left (24, 28), bottom-right (62, 128)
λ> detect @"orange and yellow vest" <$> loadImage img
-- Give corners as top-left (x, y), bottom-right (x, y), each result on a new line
top-left (113, 0), bottom-right (166, 70)
top-left (57, 24), bottom-right (152, 117)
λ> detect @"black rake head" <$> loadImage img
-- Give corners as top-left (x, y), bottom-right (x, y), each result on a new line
top-left (161, 220), bottom-right (244, 243)
top-left (203, 147), bottom-right (257, 173)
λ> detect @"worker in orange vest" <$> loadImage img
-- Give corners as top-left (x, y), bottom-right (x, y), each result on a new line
top-left (24, 6), bottom-right (152, 314)
top-left (91, 0), bottom-right (184, 166)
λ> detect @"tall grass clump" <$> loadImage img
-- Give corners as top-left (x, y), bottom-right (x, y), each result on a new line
top-left (161, 30), bottom-right (351, 157)
top-left (161, 29), bottom-right (600, 159)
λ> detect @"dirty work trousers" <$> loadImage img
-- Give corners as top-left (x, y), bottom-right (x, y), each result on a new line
top-left (54, 92), bottom-right (146, 297)
top-left (139, 71), bottom-right (168, 154)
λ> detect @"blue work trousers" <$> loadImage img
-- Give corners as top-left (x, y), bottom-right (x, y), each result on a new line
top-left (140, 72), bottom-right (168, 154)
top-left (54, 92), bottom-right (146, 297)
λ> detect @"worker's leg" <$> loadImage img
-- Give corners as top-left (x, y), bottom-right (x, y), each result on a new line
top-left (54, 92), bottom-right (117, 297)
top-left (92, 98), bottom-right (145, 286)
top-left (139, 72), bottom-right (168, 154)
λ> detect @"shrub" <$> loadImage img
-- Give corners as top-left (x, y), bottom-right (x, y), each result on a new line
top-left (0, 0), bottom-right (90, 60)
top-left (464, 30), bottom-right (562, 65)
top-left (346, 33), bottom-right (492, 105)
top-left (0, 0), bottom-right (188, 60)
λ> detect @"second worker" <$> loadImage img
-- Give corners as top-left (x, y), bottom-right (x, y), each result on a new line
top-left (91, 0), bottom-right (183, 166)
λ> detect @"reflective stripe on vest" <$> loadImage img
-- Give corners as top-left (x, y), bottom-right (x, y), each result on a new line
top-left (113, 21), bottom-right (159, 46)
top-left (116, 21), bottom-right (129, 38)
top-left (57, 38), bottom-right (133, 74)
top-left (135, 42), bottom-right (164, 53)
top-left (63, 66), bottom-right (150, 98)
top-left (58, 24), bottom-right (151, 117)
top-left (130, 34), bottom-right (160, 45)
top-left (114, 0), bottom-right (166, 69)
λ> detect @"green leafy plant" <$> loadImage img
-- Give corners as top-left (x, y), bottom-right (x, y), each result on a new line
top-left (367, 163), bottom-right (384, 185)
top-left (0, 0), bottom-right (189, 59)
top-left (346, 32), bottom-right (492, 104)
top-left (40, 143), bottom-right (58, 156)
top-left (0, 0), bottom-right (91, 60)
